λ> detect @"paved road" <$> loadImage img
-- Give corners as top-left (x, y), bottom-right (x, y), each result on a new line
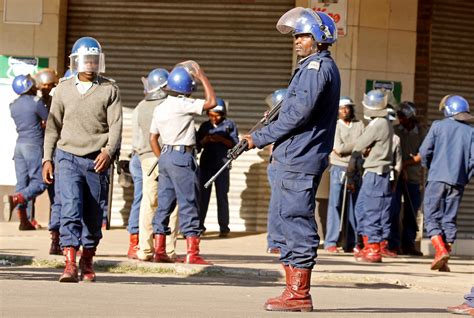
top-left (0, 265), bottom-right (461, 318)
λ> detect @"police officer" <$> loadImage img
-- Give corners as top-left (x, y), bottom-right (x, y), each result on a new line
top-left (419, 95), bottom-right (473, 272)
top-left (134, 68), bottom-right (180, 262)
top-left (149, 62), bottom-right (216, 264)
top-left (6, 74), bottom-right (49, 231)
top-left (35, 68), bottom-right (62, 254)
top-left (264, 89), bottom-right (286, 254)
top-left (197, 97), bottom-right (239, 237)
top-left (349, 89), bottom-right (393, 263)
top-left (42, 37), bottom-right (123, 283)
top-left (243, 8), bottom-right (339, 312)
top-left (388, 101), bottom-right (426, 256)
top-left (326, 97), bottom-right (364, 253)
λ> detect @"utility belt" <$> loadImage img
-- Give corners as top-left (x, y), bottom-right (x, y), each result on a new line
top-left (162, 144), bottom-right (195, 154)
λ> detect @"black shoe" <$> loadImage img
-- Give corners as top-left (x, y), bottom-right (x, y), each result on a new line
top-left (401, 245), bottom-right (423, 256)
top-left (218, 230), bottom-right (230, 238)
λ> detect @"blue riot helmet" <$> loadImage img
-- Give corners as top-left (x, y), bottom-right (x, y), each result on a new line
top-left (209, 97), bottom-right (227, 114)
top-left (362, 89), bottom-right (388, 118)
top-left (265, 89), bottom-right (287, 109)
top-left (12, 74), bottom-right (35, 95)
top-left (397, 101), bottom-right (416, 119)
top-left (439, 95), bottom-right (472, 121)
top-left (69, 37), bottom-right (105, 74)
top-left (166, 66), bottom-right (196, 95)
top-left (63, 69), bottom-right (76, 79)
top-left (277, 8), bottom-right (337, 44)
top-left (144, 68), bottom-right (169, 93)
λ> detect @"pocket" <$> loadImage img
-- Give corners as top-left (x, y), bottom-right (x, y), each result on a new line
top-left (280, 177), bottom-right (316, 218)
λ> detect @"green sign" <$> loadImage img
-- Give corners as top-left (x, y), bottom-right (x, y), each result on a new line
top-left (0, 55), bottom-right (49, 83)
top-left (365, 79), bottom-right (402, 104)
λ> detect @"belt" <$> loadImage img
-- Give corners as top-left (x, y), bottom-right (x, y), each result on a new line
top-left (82, 150), bottom-right (101, 160)
top-left (163, 145), bottom-right (195, 153)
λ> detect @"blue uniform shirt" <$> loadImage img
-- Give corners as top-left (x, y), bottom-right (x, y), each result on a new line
top-left (419, 118), bottom-right (474, 186)
top-left (10, 94), bottom-right (48, 145)
top-left (251, 50), bottom-right (341, 175)
top-left (197, 118), bottom-right (239, 167)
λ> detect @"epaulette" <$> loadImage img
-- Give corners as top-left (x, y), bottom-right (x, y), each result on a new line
top-left (99, 76), bottom-right (117, 85)
top-left (307, 59), bottom-right (321, 71)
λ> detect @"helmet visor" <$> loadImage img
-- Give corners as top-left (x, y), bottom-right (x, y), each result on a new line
top-left (70, 53), bottom-right (105, 74)
top-left (276, 7), bottom-right (322, 35)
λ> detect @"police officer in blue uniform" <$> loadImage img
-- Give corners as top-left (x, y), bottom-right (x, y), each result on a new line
top-left (243, 8), bottom-right (340, 312)
top-left (197, 97), bottom-right (239, 237)
top-left (43, 37), bottom-right (123, 283)
top-left (419, 95), bottom-right (473, 272)
top-left (35, 68), bottom-right (62, 254)
top-left (7, 74), bottom-right (49, 231)
top-left (149, 62), bottom-right (216, 265)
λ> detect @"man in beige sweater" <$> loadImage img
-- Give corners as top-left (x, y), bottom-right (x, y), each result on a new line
top-left (42, 37), bottom-right (123, 283)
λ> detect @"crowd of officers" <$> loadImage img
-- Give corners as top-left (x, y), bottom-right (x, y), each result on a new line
top-left (4, 6), bottom-right (473, 314)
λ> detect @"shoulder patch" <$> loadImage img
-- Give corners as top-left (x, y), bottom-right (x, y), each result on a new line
top-left (308, 60), bottom-right (321, 71)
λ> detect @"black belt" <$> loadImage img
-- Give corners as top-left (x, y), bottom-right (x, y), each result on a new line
top-left (82, 151), bottom-right (101, 160)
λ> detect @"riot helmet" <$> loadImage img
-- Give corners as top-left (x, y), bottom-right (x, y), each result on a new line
top-left (69, 37), bottom-right (105, 74)
top-left (12, 74), bottom-right (35, 95)
top-left (265, 89), bottom-right (287, 109)
top-left (362, 89), bottom-right (388, 118)
top-left (143, 68), bottom-right (169, 94)
top-left (397, 101), bottom-right (416, 119)
top-left (63, 69), bottom-right (76, 79)
top-left (439, 95), bottom-right (472, 121)
top-left (35, 68), bottom-right (58, 87)
top-left (166, 66), bottom-right (196, 95)
top-left (209, 97), bottom-right (227, 114)
top-left (277, 8), bottom-right (337, 44)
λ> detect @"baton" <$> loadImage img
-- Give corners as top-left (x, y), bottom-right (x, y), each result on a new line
top-left (339, 176), bottom-right (348, 233)
top-left (147, 159), bottom-right (159, 177)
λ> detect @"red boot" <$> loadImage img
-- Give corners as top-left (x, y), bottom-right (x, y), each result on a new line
top-left (430, 235), bottom-right (449, 270)
top-left (79, 248), bottom-right (96, 282)
top-left (49, 230), bottom-right (62, 255)
top-left (439, 243), bottom-right (452, 272)
top-left (265, 264), bottom-right (291, 304)
top-left (380, 240), bottom-right (398, 258)
top-left (17, 208), bottom-right (35, 231)
top-left (185, 236), bottom-right (212, 265)
top-left (264, 266), bottom-right (313, 312)
top-left (152, 234), bottom-right (174, 263)
top-left (127, 234), bottom-right (139, 259)
top-left (59, 247), bottom-right (78, 283)
top-left (354, 236), bottom-right (368, 259)
top-left (5, 193), bottom-right (26, 221)
top-left (357, 243), bottom-right (382, 263)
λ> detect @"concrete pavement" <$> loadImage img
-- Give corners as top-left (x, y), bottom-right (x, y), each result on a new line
top-left (0, 222), bottom-right (472, 294)
top-left (0, 222), bottom-right (473, 317)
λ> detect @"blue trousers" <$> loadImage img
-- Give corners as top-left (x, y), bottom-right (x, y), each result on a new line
top-left (13, 143), bottom-right (47, 207)
top-left (356, 172), bottom-right (392, 243)
top-left (127, 153), bottom-right (142, 234)
top-left (153, 148), bottom-right (201, 237)
top-left (270, 167), bottom-right (320, 269)
top-left (465, 287), bottom-right (474, 307)
top-left (325, 165), bottom-right (358, 249)
top-left (56, 149), bottom-right (108, 249)
top-left (388, 179), bottom-right (421, 249)
top-left (424, 181), bottom-right (464, 243)
top-left (266, 163), bottom-right (284, 250)
top-left (199, 161), bottom-right (230, 233)
top-left (47, 154), bottom-right (62, 231)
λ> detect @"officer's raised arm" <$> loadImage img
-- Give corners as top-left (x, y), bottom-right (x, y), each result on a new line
top-left (194, 67), bottom-right (216, 111)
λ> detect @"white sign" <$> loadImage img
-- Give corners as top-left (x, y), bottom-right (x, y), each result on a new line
top-left (310, 0), bottom-right (348, 37)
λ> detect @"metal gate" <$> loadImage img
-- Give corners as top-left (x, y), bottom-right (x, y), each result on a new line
top-left (66, 0), bottom-right (295, 231)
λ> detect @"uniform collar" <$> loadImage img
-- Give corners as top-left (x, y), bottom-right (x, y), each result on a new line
top-left (298, 50), bottom-right (331, 65)
top-left (74, 74), bottom-right (99, 85)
